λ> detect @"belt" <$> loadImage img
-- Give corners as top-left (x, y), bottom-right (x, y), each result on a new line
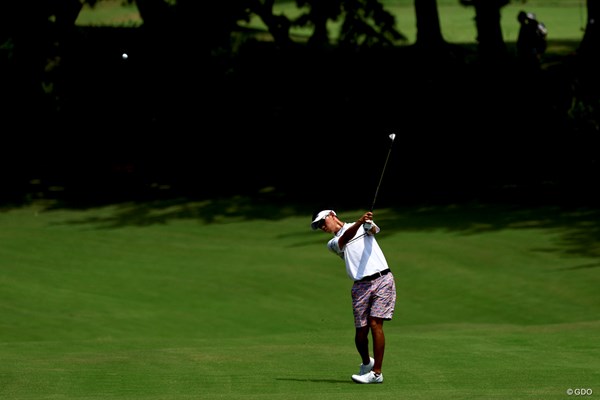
top-left (357, 269), bottom-right (391, 282)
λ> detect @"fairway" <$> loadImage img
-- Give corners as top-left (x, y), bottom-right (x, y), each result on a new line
top-left (1, 200), bottom-right (599, 399)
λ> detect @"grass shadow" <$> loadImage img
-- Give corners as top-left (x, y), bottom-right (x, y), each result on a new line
top-left (378, 203), bottom-right (600, 259)
top-left (29, 190), bottom-right (600, 261)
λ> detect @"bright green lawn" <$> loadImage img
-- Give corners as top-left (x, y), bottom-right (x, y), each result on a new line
top-left (76, 0), bottom-right (586, 44)
top-left (262, 1), bottom-right (584, 44)
top-left (0, 199), bottom-right (599, 399)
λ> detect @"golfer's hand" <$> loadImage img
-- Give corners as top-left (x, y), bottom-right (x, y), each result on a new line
top-left (360, 212), bottom-right (375, 233)
top-left (358, 212), bottom-right (373, 224)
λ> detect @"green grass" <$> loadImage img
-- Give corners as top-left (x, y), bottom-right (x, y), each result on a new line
top-left (260, 0), bottom-right (585, 44)
top-left (76, 0), bottom-right (586, 45)
top-left (76, 0), bottom-right (143, 27)
top-left (1, 199), bottom-right (599, 399)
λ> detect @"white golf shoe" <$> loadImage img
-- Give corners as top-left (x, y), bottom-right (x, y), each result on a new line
top-left (351, 370), bottom-right (384, 384)
top-left (358, 357), bottom-right (375, 375)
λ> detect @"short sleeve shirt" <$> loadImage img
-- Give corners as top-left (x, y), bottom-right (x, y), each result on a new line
top-left (327, 222), bottom-right (389, 281)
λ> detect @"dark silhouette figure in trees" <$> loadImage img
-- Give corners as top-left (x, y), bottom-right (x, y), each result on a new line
top-left (516, 11), bottom-right (547, 71)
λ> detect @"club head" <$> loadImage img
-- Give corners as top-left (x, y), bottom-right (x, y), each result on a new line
top-left (389, 133), bottom-right (396, 142)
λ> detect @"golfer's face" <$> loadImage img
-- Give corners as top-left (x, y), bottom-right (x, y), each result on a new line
top-left (318, 215), bottom-right (332, 232)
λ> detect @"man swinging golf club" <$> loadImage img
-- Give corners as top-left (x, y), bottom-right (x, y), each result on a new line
top-left (310, 134), bottom-right (397, 384)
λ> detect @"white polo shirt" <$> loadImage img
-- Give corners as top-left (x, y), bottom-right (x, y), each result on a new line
top-left (327, 222), bottom-right (389, 281)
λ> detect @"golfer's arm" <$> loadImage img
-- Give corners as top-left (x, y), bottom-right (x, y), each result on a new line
top-left (338, 222), bottom-right (363, 250)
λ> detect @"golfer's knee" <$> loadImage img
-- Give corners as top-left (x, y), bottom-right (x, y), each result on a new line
top-left (368, 317), bottom-right (383, 330)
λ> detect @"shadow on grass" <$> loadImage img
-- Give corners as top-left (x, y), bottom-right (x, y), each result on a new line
top-left (553, 262), bottom-right (600, 271)
top-left (31, 190), bottom-right (600, 260)
top-left (42, 192), bottom-right (315, 227)
top-left (378, 203), bottom-right (600, 259)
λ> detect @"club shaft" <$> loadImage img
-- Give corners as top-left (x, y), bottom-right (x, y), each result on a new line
top-left (370, 142), bottom-right (394, 212)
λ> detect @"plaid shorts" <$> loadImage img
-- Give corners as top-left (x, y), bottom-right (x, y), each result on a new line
top-left (351, 272), bottom-right (396, 328)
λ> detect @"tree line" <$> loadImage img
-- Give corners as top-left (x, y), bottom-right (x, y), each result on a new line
top-left (1, 1), bottom-right (599, 206)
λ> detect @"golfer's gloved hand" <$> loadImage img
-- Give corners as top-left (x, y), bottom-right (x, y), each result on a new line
top-left (360, 211), bottom-right (374, 231)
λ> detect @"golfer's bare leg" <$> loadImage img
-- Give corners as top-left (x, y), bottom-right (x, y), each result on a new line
top-left (369, 317), bottom-right (385, 374)
top-left (355, 325), bottom-right (371, 365)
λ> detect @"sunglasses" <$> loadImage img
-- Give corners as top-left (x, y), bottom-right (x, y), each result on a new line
top-left (317, 216), bottom-right (328, 229)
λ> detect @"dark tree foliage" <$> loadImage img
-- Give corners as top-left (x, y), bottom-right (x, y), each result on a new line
top-left (0, 0), bottom-right (82, 119)
top-left (249, 0), bottom-right (295, 48)
top-left (336, 0), bottom-right (406, 48)
top-left (1, 0), bottom-right (599, 206)
top-left (253, 0), bottom-right (406, 49)
top-left (294, 0), bottom-right (342, 48)
top-left (135, 0), bottom-right (252, 53)
top-left (568, 0), bottom-right (600, 149)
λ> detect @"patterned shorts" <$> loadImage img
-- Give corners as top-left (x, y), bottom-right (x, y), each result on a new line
top-left (351, 272), bottom-right (396, 328)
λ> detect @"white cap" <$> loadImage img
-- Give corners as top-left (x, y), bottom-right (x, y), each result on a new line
top-left (311, 210), bottom-right (336, 230)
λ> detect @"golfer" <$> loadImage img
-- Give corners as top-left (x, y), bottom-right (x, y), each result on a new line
top-left (311, 209), bottom-right (396, 384)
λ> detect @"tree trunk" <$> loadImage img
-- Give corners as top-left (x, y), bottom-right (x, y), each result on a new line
top-left (579, 0), bottom-right (600, 62)
top-left (415, 0), bottom-right (445, 48)
top-left (461, 0), bottom-right (508, 63)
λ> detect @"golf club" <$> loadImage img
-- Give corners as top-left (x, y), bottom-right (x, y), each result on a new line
top-left (364, 133), bottom-right (396, 231)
